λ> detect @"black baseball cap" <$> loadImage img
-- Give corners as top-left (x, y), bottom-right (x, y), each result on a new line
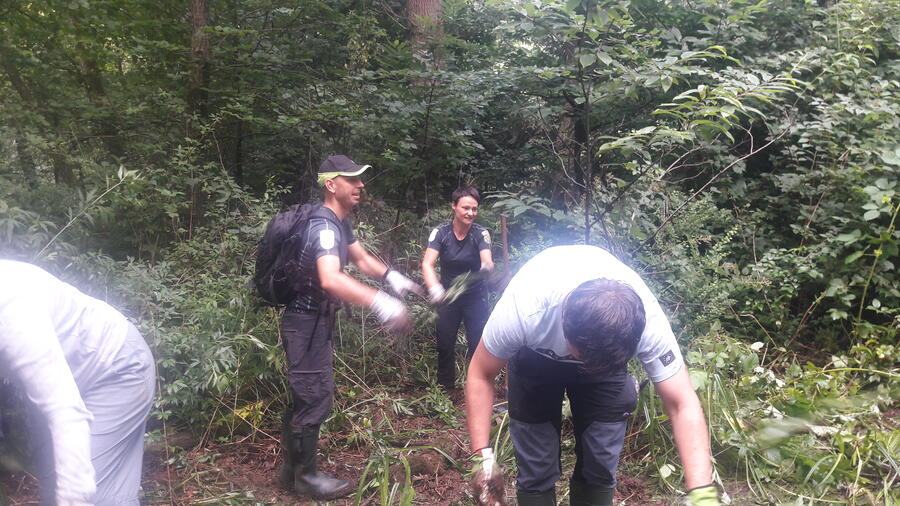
top-left (317, 155), bottom-right (370, 186)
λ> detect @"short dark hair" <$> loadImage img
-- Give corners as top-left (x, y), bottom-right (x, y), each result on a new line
top-left (562, 278), bottom-right (646, 374)
top-left (451, 185), bottom-right (480, 204)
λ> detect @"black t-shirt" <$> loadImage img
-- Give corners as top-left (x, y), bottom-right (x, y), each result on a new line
top-left (426, 221), bottom-right (491, 291)
top-left (288, 205), bottom-right (356, 312)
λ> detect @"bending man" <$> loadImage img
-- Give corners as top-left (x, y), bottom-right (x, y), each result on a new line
top-left (465, 245), bottom-right (720, 506)
top-left (0, 260), bottom-right (156, 506)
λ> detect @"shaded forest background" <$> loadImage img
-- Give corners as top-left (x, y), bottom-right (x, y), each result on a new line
top-left (1, 0), bottom-right (897, 504)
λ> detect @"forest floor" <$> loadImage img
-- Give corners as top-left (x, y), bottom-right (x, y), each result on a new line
top-left (1, 384), bottom-right (754, 505)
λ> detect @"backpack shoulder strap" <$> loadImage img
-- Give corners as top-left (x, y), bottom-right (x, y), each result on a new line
top-left (306, 205), bottom-right (348, 237)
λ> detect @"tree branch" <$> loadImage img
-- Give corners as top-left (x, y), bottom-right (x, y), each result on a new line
top-left (631, 126), bottom-right (790, 254)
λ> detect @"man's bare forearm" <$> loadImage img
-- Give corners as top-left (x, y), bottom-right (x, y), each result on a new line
top-left (670, 403), bottom-right (713, 489)
top-left (465, 372), bottom-right (495, 451)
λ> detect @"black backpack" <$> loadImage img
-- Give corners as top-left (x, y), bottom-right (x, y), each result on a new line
top-left (254, 204), bottom-right (341, 306)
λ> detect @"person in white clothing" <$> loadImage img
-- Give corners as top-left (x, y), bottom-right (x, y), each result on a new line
top-left (0, 260), bottom-right (155, 506)
top-left (465, 246), bottom-right (720, 506)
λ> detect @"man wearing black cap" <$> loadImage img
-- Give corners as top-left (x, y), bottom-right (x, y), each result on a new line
top-left (279, 155), bottom-right (423, 500)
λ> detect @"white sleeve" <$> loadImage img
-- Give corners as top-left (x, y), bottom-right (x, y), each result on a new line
top-left (0, 299), bottom-right (96, 504)
top-left (480, 293), bottom-right (526, 360)
top-left (635, 297), bottom-right (684, 383)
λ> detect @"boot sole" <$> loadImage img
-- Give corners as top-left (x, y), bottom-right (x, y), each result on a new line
top-left (296, 484), bottom-right (354, 501)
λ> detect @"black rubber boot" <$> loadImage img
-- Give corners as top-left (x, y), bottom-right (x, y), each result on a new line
top-left (517, 488), bottom-right (556, 506)
top-left (292, 425), bottom-right (353, 500)
top-left (569, 480), bottom-right (614, 506)
top-left (278, 415), bottom-right (294, 490)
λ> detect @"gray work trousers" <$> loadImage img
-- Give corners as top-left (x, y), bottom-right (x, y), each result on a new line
top-left (32, 323), bottom-right (156, 506)
top-left (508, 348), bottom-right (637, 493)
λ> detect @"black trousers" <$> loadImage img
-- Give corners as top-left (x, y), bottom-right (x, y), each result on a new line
top-left (508, 348), bottom-right (638, 493)
top-left (281, 309), bottom-right (336, 430)
top-left (435, 290), bottom-right (490, 387)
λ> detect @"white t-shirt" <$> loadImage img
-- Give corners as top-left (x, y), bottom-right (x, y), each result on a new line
top-left (482, 245), bottom-right (683, 383)
top-left (0, 260), bottom-right (130, 504)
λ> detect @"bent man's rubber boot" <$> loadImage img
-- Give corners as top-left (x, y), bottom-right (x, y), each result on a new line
top-left (517, 488), bottom-right (556, 506)
top-left (569, 480), bottom-right (614, 506)
top-left (278, 416), bottom-right (294, 489)
top-left (292, 425), bottom-right (353, 500)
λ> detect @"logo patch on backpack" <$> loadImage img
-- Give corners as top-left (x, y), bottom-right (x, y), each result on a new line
top-left (319, 229), bottom-right (336, 250)
top-left (659, 350), bottom-right (676, 367)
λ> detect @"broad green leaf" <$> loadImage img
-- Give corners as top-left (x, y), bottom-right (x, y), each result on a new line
top-left (661, 75), bottom-right (673, 93)
top-left (836, 230), bottom-right (862, 243)
top-left (844, 251), bottom-right (865, 264)
top-left (879, 148), bottom-right (900, 165)
top-left (863, 210), bottom-right (880, 221)
top-left (579, 54), bottom-right (596, 67)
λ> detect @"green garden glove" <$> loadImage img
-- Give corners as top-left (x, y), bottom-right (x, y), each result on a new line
top-left (687, 484), bottom-right (720, 506)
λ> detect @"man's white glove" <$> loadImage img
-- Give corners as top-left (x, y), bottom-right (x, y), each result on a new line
top-left (475, 447), bottom-right (496, 477)
top-left (384, 269), bottom-right (425, 297)
top-left (470, 447), bottom-right (506, 506)
top-left (428, 284), bottom-right (446, 304)
top-left (371, 290), bottom-right (412, 336)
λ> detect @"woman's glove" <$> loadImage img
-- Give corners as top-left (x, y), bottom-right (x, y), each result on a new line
top-left (687, 484), bottom-right (720, 506)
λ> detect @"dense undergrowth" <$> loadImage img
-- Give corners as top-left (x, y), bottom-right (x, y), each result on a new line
top-left (1, 183), bottom-right (896, 504)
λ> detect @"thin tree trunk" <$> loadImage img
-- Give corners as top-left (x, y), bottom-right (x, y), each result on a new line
top-left (74, 50), bottom-right (127, 160)
top-left (14, 130), bottom-right (37, 187)
top-left (189, 0), bottom-right (211, 121)
top-left (0, 42), bottom-right (75, 185)
top-left (233, 119), bottom-right (244, 186)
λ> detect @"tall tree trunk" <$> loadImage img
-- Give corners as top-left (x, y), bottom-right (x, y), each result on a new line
top-left (407, 0), bottom-right (444, 70)
top-left (186, 0), bottom-right (212, 235)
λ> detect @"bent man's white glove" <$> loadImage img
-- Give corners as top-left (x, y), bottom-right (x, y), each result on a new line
top-left (384, 269), bottom-right (425, 297)
top-left (371, 290), bottom-right (412, 336)
top-left (470, 447), bottom-right (506, 506)
top-left (428, 284), bottom-right (446, 304)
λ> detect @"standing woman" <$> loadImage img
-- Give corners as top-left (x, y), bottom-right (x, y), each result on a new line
top-left (422, 185), bottom-right (494, 389)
